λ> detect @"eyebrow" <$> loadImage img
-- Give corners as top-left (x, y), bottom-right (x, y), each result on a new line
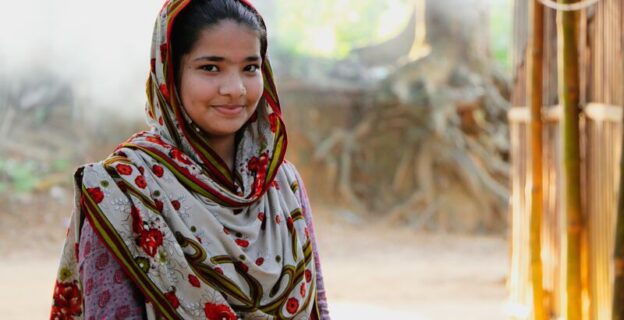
top-left (193, 55), bottom-right (261, 63)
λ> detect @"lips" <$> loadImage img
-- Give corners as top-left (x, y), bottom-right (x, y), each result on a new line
top-left (213, 104), bottom-right (244, 116)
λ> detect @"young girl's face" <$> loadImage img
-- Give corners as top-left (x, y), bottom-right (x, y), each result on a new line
top-left (178, 20), bottom-right (263, 139)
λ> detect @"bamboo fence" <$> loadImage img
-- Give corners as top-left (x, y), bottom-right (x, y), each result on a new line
top-left (508, 104), bottom-right (621, 320)
top-left (508, 0), bottom-right (623, 318)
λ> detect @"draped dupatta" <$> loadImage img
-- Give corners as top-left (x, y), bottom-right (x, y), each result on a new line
top-left (51, 1), bottom-right (318, 319)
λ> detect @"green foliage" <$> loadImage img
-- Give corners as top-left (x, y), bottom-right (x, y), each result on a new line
top-left (271, 0), bottom-right (512, 70)
top-left (51, 158), bottom-right (71, 172)
top-left (273, 0), bottom-right (410, 59)
top-left (0, 156), bottom-right (71, 194)
top-left (0, 158), bottom-right (40, 193)
top-left (489, 0), bottom-right (512, 71)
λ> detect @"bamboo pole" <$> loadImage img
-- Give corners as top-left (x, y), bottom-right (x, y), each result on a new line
top-left (557, 0), bottom-right (583, 319)
top-left (528, 1), bottom-right (547, 319)
top-left (613, 91), bottom-right (624, 319)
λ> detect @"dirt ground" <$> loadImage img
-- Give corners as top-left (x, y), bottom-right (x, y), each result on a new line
top-left (0, 193), bottom-right (509, 319)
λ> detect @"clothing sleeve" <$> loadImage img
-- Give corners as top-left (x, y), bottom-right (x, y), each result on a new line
top-left (292, 168), bottom-right (331, 320)
top-left (78, 219), bottom-right (145, 320)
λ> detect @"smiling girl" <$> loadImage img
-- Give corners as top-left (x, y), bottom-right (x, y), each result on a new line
top-left (50, 1), bottom-right (330, 319)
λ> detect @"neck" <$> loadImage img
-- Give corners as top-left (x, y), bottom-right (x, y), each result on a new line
top-left (207, 135), bottom-right (236, 171)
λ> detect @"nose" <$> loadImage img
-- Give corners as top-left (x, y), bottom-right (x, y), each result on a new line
top-left (219, 72), bottom-right (246, 97)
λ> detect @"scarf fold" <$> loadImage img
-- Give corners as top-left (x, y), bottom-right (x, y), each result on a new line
top-left (51, 1), bottom-right (317, 319)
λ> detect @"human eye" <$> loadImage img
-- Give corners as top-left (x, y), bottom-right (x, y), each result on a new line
top-left (244, 64), bottom-right (260, 73)
top-left (199, 64), bottom-right (219, 72)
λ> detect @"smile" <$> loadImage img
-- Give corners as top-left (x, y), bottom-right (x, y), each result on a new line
top-left (212, 105), bottom-right (245, 116)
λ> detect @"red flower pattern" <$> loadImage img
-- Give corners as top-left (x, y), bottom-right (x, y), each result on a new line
top-left (305, 269), bottom-right (312, 283)
top-left (95, 252), bottom-right (109, 270)
top-left (171, 200), bottom-right (181, 210)
top-left (235, 239), bottom-right (249, 248)
top-left (114, 269), bottom-right (124, 284)
top-left (204, 303), bottom-right (237, 320)
top-left (255, 257), bottom-right (264, 266)
top-left (130, 206), bottom-right (143, 233)
top-left (154, 199), bottom-right (163, 213)
top-left (135, 176), bottom-right (147, 189)
top-left (257, 212), bottom-right (265, 221)
top-left (270, 180), bottom-right (280, 190)
top-left (286, 297), bottom-right (299, 314)
top-left (247, 152), bottom-right (270, 196)
top-left (164, 290), bottom-right (180, 308)
top-left (286, 217), bottom-right (294, 231)
top-left (170, 149), bottom-right (192, 165)
top-left (98, 290), bottom-right (111, 307)
top-left (152, 165), bottom-right (164, 177)
top-left (51, 280), bottom-right (82, 319)
top-left (300, 283), bottom-right (306, 297)
top-left (86, 187), bottom-right (104, 204)
top-left (146, 136), bottom-right (168, 147)
top-left (116, 163), bottom-right (133, 175)
top-left (188, 274), bottom-right (201, 288)
top-left (139, 228), bottom-right (163, 257)
top-left (236, 262), bottom-right (249, 273)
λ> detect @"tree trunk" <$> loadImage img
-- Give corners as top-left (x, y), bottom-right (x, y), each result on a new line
top-left (613, 98), bottom-right (624, 319)
top-left (425, 0), bottom-right (489, 68)
top-left (557, 1), bottom-right (583, 319)
top-left (528, 1), bottom-right (547, 318)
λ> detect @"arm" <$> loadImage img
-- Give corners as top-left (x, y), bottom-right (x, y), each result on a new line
top-left (78, 219), bottom-right (145, 319)
top-left (293, 171), bottom-right (331, 320)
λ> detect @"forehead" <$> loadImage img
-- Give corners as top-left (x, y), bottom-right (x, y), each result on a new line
top-left (188, 20), bottom-right (261, 58)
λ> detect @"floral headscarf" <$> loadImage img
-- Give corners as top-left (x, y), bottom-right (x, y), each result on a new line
top-left (51, 1), bottom-right (317, 319)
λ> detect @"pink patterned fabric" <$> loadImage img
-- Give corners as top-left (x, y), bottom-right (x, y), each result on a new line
top-left (78, 168), bottom-right (330, 320)
top-left (294, 171), bottom-right (330, 319)
top-left (78, 219), bottom-right (145, 319)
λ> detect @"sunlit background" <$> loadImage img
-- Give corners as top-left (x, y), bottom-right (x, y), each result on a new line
top-left (0, 0), bottom-right (513, 318)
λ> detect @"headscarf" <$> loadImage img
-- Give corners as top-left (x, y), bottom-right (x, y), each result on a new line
top-left (51, 1), bottom-right (317, 319)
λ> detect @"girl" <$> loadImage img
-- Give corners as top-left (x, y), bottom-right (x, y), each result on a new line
top-left (50, 0), bottom-right (330, 319)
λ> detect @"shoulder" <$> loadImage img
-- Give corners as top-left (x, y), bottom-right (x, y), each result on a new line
top-left (278, 160), bottom-right (305, 193)
top-left (73, 162), bottom-right (105, 188)
top-left (280, 160), bottom-right (301, 178)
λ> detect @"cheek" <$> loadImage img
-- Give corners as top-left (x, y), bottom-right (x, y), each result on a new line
top-left (247, 77), bottom-right (264, 103)
top-left (181, 74), bottom-right (217, 107)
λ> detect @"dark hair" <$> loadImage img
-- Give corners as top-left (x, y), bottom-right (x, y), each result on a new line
top-left (171, 0), bottom-right (267, 81)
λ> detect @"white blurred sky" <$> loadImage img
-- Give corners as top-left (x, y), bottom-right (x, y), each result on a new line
top-left (0, 0), bottom-right (165, 118)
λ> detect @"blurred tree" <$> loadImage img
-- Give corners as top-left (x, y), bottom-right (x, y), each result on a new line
top-left (273, 0), bottom-right (411, 58)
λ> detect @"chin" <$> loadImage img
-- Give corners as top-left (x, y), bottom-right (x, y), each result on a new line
top-left (200, 123), bottom-right (245, 138)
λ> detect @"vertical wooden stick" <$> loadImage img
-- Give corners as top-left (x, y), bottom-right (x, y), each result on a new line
top-left (528, 0), bottom-right (547, 319)
top-left (557, 0), bottom-right (583, 319)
